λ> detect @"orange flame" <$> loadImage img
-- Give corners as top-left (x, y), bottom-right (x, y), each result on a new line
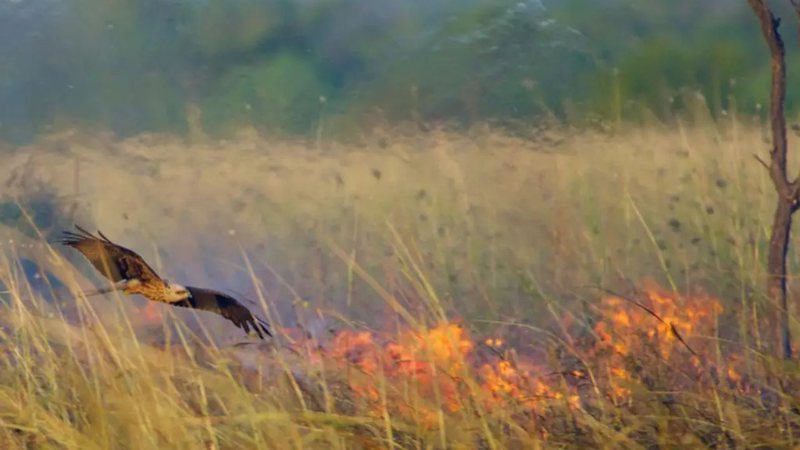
top-left (143, 302), bottom-right (162, 323)
top-left (307, 280), bottom-right (742, 430)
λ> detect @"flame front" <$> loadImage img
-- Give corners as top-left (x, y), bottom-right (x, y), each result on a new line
top-left (306, 281), bottom-right (746, 435)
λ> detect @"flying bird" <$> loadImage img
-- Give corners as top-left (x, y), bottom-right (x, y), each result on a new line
top-left (60, 225), bottom-right (271, 339)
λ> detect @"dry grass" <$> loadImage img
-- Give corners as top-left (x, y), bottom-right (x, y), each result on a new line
top-left (0, 112), bottom-right (798, 448)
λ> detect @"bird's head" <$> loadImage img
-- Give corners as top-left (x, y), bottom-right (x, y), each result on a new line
top-left (164, 280), bottom-right (191, 302)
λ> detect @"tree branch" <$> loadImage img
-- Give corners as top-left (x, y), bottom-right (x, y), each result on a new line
top-left (749, 0), bottom-right (795, 359)
top-left (748, 0), bottom-right (791, 193)
top-left (754, 153), bottom-right (771, 171)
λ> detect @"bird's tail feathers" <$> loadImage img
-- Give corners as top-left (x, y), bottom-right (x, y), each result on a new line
top-left (80, 282), bottom-right (126, 298)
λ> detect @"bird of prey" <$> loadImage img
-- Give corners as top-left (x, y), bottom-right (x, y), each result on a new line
top-left (60, 225), bottom-right (271, 339)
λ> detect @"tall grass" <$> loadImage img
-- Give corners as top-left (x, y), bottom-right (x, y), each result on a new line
top-left (0, 110), bottom-right (798, 448)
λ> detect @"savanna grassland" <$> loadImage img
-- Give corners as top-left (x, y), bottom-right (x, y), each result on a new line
top-left (0, 111), bottom-right (799, 449)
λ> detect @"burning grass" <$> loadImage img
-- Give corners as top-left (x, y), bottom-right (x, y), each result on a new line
top-left (300, 280), bottom-right (799, 448)
top-left (0, 117), bottom-right (800, 447)
top-left (1, 264), bottom-right (799, 449)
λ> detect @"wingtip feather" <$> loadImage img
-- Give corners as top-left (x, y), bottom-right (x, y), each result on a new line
top-left (96, 230), bottom-right (114, 244)
top-left (253, 316), bottom-right (272, 338)
top-left (61, 226), bottom-right (115, 247)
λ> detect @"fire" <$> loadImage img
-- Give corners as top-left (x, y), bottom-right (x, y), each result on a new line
top-left (596, 282), bottom-right (722, 356)
top-left (586, 281), bottom-right (729, 401)
top-left (306, 280), bottom-right (742, 431)
top-left (478, 360), bottom-right (553, 410)
top-left (328, 330), bottom-right (380, 374)
top-left (323, 323), bottom-right (474, 417)
top-left (484, 338), bottom-right (504, 347)
top-left (142, 302), bottom-right (162, 323)
top-left (316, 322), bottom-right (570, 426)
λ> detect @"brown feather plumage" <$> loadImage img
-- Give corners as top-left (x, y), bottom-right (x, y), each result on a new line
top-left (176, 286), bottom-right (272, 338)
top-left (61, 225), bottom-right (272, 339)
top-left (60, 225), bottom-right (164, 285)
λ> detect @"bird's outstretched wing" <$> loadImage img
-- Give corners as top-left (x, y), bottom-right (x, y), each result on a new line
top-left (175, 286), bottom-right (272, 339)
top-left (60, 225), bottom-right (165, 285)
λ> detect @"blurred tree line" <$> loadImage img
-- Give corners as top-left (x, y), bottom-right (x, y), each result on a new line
top-left (0, 0), bottom-right (793, 143)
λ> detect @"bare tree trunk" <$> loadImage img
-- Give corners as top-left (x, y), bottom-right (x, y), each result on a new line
top-left (767, 196), bottom-right (794, 359)
top-left (748, 0), bottom-right (799, 359)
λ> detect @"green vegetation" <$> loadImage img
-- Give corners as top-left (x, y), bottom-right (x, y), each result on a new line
top-left (2, 0), bottom-right (798, 143)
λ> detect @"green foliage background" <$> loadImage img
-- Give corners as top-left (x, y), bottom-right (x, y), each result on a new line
top-left (0, 0), bottom-right (795, 142)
